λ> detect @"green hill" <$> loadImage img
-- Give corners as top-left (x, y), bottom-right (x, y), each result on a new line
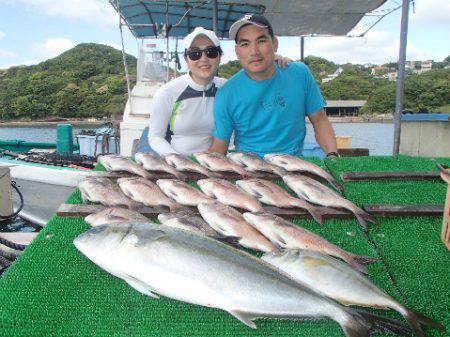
top-left (0, 43), bottom-right (136, 120)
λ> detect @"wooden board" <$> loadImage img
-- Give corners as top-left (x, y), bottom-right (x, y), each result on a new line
top-left (363, 204), bottom-right (444, 216)
top-left (57, 203), bottom-right (444, 219)
top-left (338, 148), bottom-right (369, 157)
top-left (57, 203), bottom-right (354, 220)
top-left (340, 171), bottom-right (441, 181)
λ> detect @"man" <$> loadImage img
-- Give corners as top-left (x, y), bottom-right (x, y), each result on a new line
top-left (209, 14), bottom-right (338, 158)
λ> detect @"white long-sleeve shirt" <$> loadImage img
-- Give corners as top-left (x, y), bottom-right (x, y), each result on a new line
top-left (148, 73), bottom-right (227, 156)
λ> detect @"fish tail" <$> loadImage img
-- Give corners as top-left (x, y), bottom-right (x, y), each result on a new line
top-left (273, 166), bottom-right (288, 177)
top-left (346, 254), bottom-right (376, 274)
top-left (400, 307), bottom-right (445, 337)
top-left (354, 208), bottom-right (377, 230)
top-left (331, 179), bottom-right (345, 192)
top-left (307, 206), bottom-right (324, 225)
top-left (341, 307), bottom-right (411, 337)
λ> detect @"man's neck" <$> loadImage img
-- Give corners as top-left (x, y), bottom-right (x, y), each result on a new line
top-left (246, 63), bottom-right (277, 81)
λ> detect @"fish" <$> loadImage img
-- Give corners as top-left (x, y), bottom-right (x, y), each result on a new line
top-left (262, 249), bottom-right (444, 337)
top-left (97, 154), bottom-right (152, 179)
top-left (135, 152), bottom-right (187, 180)
top-left (264, 153), bottom-right (343, 191)
top-left (197, 178), bottom-right (264, 212)
top-left (193, 152), bottom-right (252, 177)
top-left (156, 179), bottom-right (211, 206)
top-left (235, 179), bottom-right (323, 224)
top-left (157, 213), bottom-right (240, 247)
top-left (85, 207), bottom-right (149, 227)
top-left (197, 201), bottom-right (277, 252)
top-left (117, 177), bottom-right (189, 212)
top-left (74, 222), bottom-right (411, 337)
top-left (78, 177), bottom-right (140, 209)
top-left (164, 153), bottom-right (221, 178)
top-left (242, 212), bottom-right (375, 274)
top-left (227, 152), bottom-right (287, 177)
top-left (283, 174), bottom-right (377, 229)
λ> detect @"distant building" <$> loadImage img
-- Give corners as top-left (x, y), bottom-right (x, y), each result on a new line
top-left (370, 65), bottom-right (388, 76)
top-left (387, 71), bottom-right (397, 81)
top-left (325, 100), bottom-right (367, 117)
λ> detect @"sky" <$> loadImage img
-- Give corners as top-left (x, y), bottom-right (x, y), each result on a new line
top-left (0, 0), bottom-right (449, 71)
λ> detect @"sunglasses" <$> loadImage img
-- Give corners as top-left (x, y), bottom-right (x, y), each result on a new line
top-left (185, 46), bottom-right (221, 61)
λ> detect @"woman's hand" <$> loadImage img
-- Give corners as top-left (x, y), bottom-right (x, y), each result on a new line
top-left (274, 54), bottom-right (293, 68)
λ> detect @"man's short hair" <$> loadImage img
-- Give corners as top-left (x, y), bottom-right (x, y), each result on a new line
top-left (229, 13), bottom-right (274, 42)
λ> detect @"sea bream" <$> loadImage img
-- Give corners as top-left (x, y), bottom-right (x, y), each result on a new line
top-left (164, 153), bottom-right (221, 178)
top-left (85, 207), bottom-right (149, 227)
top-left (156, 179), bottom-right (211, 206)
top-left (78, 177), bottom-right (140, 209)
top-left (235, 179), bottom-right (323, 224)
top-left (117, 177), bottom-right (188, 212)
top-left (197, 201), bottom-right (277, 252)
top-left (135, 152), bottom-right (187, 180)
top-left (264, 153), bottom-right (343, 191)
top-left (262, 249), bottom-right (444, 337)
top-left (283, 174), bottom-right (377, 229)
top-left (227, 152), bottom-right (286, 177)
top-left (197, 178), bottom-right (264, 212)
top-left (242, 212), bottom-right (375, 274)
top-left (74, 222), bottom-right (411, 337)
top-left (157, 213), bottom-right (240, 247)
top-left (193, 152), bottom-right (252, 177)
top-left (97, 154), bottom-right (152, 179)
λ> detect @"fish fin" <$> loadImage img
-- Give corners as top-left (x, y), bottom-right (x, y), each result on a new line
top-left (354, 210), bottom-right (377, 230)
top-left (124, 275), bottom-right (159, 299)
top-left (213, 235), bottom-right (242, 248)
top-left (402, 308), bottom-right (445, 337)
top-left (341, 307), bottom-right (411, 337)
top-left (273, 167), bottom-right (288, 177)
top-left (347, 255), bottom-right (376, 274)
top-left (307, 206), bottom-right (324, 225)
top-left (173, 171), bottom-right (188, 181)
top-left (170, 204), bottom-right (194, 214)
top-left (228, 310), bottom-right (257, 329)
top-left (249, 189), bottom-right (264, 200)
top-left (80, 190), bottom-right (90, 203)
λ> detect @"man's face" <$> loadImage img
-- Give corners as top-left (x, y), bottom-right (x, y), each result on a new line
top-left (185, 35), bottom-right (220, 85)
top-left (235, 24), bottom-right (278, 80)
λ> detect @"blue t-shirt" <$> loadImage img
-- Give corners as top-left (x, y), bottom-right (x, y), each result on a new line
top-left (213, 62), bottom-right (324, 157)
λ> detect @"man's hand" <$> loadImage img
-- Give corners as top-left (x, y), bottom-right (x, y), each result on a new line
top-left (274, 54), bottom-right (292, 69)
top-left (307, 109), bottom-right (338, 156)
top-left (208, 138), bottom-right (229, 154)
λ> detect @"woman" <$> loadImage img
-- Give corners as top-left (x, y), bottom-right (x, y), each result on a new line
top-left (148, 27), bottom-right (289, 156)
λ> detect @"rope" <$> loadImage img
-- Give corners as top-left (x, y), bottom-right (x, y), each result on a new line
top-left (0, 248), bottom-right (18, 262)
top-left (0, 236), bottom-right (27, 251)
top-left (0, 255), bottom-right (11, 269)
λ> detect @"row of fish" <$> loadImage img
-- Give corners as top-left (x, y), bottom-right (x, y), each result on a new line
top-left (75, 218), bottom-right (443, 337)
top-left (80, 172), bottom-right (375, 228)
top-left (98, 152), bottom-right (343, 191)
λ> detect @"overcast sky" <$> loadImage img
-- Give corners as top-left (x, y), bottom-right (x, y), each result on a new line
top-left (0, 0), bottom-right (449, 70)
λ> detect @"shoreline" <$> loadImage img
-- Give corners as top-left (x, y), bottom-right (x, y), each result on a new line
top-left (0, 116), bottom-right (393, 127)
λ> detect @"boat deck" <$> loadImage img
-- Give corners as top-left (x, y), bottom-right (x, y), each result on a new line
top-left (0, 155), bottom-right (449, 337)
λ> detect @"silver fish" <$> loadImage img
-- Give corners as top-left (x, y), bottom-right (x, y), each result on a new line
top-left (157, 213), bottom-right (239, 247)
top-left (193, 152), bottom-right (252, 177)
top-left (228, 152), bottom-right (286, 177)
top-left (197, 201), bottom-right (276, 252)
top-left (197, 178), bottom-right (264, 212)
top-left (156, 179), bottom-right (211, 206)
top-left (135, 152), bottom-right (187, 180)
top-left (243, 212), bottom-right (375, 274)
top-left (262, 249), bottom-right (443, 337)
top-left (98, 154), bottom-right (152, 179)
top-left (74, 222), bottom-right (411, 337)
top-left (118, 177), bottom-right (188, 212)
top-left (85, 207), bottom-right (148, 227)
top-left (283, 174), bottom-right (377, 229)
top-left (78, 177), bottom-right (140, 209)
top-left (264, 153), bottom-right (343, 191)
top-left (164, 153), bottom-right (221, 178)
top-left (235, 179), bottom-right (323, 224)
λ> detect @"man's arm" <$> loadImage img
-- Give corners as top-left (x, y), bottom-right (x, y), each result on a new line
top-left (307, 109), bottom-right (338, 155)
top-left (208, 137), bottom-right (229, 154)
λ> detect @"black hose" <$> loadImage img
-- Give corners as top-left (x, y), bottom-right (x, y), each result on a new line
top-left (0, 236), bottom-right (27, 251)
top-left (0, 181), bottom-right (24, 220)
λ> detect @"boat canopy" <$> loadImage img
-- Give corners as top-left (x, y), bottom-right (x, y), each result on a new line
top-left (109, 0), bottom-right (387, 38)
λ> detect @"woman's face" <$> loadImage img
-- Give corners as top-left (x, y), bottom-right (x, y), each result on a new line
top-left (185, 35), bottom-right (221, 85)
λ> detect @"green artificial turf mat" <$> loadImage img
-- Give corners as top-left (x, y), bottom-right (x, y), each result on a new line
top-left (0, 156), bottom-right (448, 337)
